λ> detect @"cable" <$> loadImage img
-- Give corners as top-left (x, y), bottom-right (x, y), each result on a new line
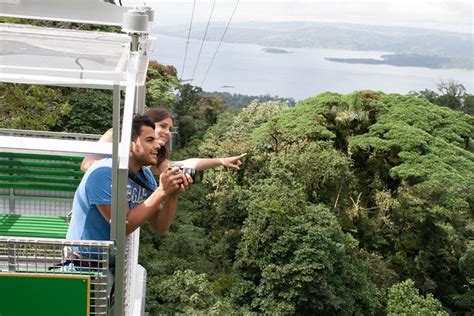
top-left (181, 0), bottom-right (196, 79)
top-left (191, 0), bottom-right (217, 81)
top-left (200, 0), bottom-right (239, 87)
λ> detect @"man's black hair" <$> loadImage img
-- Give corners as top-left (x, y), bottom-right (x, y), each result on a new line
top-left (131, 114), bottom-right (155, 141)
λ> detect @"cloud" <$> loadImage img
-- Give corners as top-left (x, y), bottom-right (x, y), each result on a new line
top-left (124, 0), bottom-right (473, 33)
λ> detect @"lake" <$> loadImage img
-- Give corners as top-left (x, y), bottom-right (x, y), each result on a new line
top-left (151, 34), bottom-right (474, 100)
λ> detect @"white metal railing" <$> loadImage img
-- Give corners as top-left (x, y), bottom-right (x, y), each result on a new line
top-left (0, 237), bottom-right (115, 315)
top-left (0, 2), bottom-right (154, 314)
top-left (125, 228), bottom-right (144, 315)
top-left (0, 219), bottom-right (144, 315)
top-left (0, 127), bottom-right (146, 315)
top-left (0, 128), bottom-right (101, 141)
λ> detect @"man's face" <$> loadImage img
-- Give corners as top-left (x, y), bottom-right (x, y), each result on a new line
top-left (130, 125), bottom-right (160, 166)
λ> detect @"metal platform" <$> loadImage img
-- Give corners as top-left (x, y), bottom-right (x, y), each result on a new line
top-left (0, 1), bottom-right (155, 314)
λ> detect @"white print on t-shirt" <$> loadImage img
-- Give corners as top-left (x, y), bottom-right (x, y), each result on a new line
top-left (127, 185), bottom-right (149, 206)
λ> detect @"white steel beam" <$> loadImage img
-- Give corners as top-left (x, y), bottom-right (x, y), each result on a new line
top-left (0, 135), bottom-right (112, 157)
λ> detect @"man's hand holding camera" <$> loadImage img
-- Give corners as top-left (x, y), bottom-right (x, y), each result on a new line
top-left (159, 166), bottom-right (193, 196)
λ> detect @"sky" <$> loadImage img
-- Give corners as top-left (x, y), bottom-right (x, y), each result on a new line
top-left (122, 0), bottom-right (473, 34)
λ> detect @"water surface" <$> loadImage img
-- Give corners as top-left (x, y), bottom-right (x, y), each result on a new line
top-left (152, 34), bottom-right (474, 100)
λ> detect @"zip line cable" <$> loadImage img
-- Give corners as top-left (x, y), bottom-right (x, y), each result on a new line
top-left (191, 0), bottom-right (217, 81)
top-left (200, 0), bottom-right (239, 87)
top-left (181, 0), bottom-right (196, 79)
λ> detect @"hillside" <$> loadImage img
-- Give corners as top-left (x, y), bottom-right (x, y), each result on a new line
top-left (155, 21), bottom-right (474, 70)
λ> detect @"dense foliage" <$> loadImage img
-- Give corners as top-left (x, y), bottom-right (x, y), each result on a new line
top-left (140, 90), bottom-right (473, 314)
top-left (200, 91), bottom-right (296, 108)
top-left (387, 279), bottom-right (449, 315)
top-left (409, 79), bottom-right (474, 116)
top-left (0, 83), bottom-right (70, 130)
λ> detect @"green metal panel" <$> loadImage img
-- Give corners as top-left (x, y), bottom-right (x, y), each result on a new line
top-left (0, 175), bottom-right (81, 185)
top-left (0, 273), bottom-right (90, 316)
top-left (0, 182), bottom-right (78, 191)
top-left (0, 214), bottom-right (68, 239)
top-left (0, 152), bottom-right (85, 192)
top-left (0, 152), bottom-right (84, 162)
top-left (0, 159), bottom-right (81, 169)
top-left (0, 167), bottom-right (84, 177)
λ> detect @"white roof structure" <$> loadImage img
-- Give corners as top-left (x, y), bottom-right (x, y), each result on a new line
top-left (0, 0), bottom-right (127, 25)
top-left (0, 22), bottom-right (153, 89)
top-left (0, 0), bottom-right (154, 89)
top-left (0, 23), bottom-right (131, 88)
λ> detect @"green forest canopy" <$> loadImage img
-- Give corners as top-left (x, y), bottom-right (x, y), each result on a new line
top-left (140, 91), bottom-right (473, 314)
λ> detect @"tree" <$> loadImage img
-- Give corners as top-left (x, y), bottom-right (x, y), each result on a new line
top-left (235, 201), bottom-right (382, 314)
top-left (437, 79), bottom-right (466, 100)
top-left (462, 94), bottom-right (474, 115)
top-left (349, 94), bottom-right (473, 311)
top-left (200, 91), bottom-right (296, 108)
top-left (408, 89), bottom-right (439, 104)
top-left (59, 89), bottom-right (113, 134)
top-left (387, 279), bottom-right (448, 315)
top-left (146, 60), bottom-right (180, 109)
top-left (457, 241), bottom-right (474, 311)
top-left (156, 270), bottom-right (215, 314)
top-left (410, 80), bottom-right (472, 114)
top-left (199, 96), bottom-right (385, 314)
top-left (408, 79), bottom-right (474, 115)
top-left (0, 83), bottom-right (69, 130)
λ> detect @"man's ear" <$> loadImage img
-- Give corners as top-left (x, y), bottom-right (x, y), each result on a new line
top-left (130, 140), bottom-right (137, 152)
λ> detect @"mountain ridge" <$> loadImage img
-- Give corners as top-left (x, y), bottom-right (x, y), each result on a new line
top-left (154, 21), bottom-right (473, 69)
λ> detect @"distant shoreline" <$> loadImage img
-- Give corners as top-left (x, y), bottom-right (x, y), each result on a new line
top-left (155, 20), bottom-right (473, 71)
top-left (262, 47), bottom-right (292, 54)
top-left (325, 54), bottom-right (473, 70)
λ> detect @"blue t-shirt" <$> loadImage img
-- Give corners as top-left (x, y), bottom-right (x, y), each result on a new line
top-left (66, 158), bottom-right (157, 255)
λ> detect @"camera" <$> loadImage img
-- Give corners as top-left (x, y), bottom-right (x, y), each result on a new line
top-left (168, 163), bottom-right (196, 182)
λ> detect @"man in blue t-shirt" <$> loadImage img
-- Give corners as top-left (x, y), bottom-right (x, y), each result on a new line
top-left (66, 114), bottom-right (190, 257)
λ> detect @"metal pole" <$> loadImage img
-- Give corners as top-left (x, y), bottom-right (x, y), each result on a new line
top-left (110, 84), bottom-right (128, 316)
top-left (113, 80), bottom-right (137, 316)
top-left (137, 84), bottom-right (146, 113)
top-left (130, 34), bottom-right (140, 52)
top-left (110, 84), bottom-right (121, 240)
